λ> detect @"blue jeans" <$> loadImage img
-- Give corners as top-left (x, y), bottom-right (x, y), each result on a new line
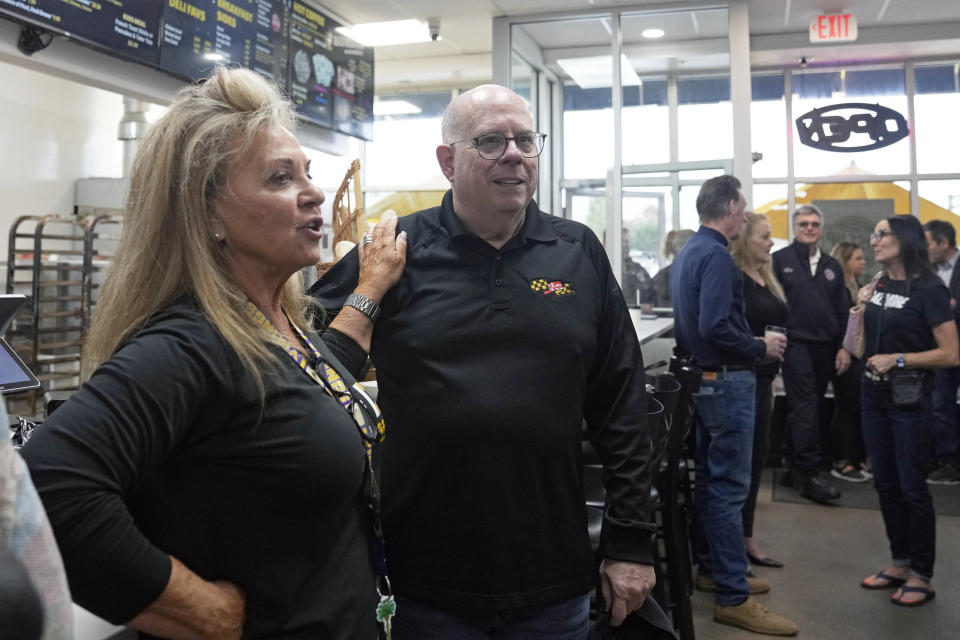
top-left (693, 369), bottom-right (756, 605)
top-left (391, 594), bottom-right (591, 640)
top-left (929, 365), bottom-right (960, 465)
top-left (861, 378), bottom-right (936, 579)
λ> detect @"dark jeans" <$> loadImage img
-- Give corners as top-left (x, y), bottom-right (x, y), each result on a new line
top-left (831, 358), bottom-right (865, 464)
top-left (391, 594), bottom-right (591, 640)
top-left (782, 340), bottom-right (835, 475)
top-left (743, 372), bottom-right (774, 538)
top-left (861, 378), bottom-right (936, 579)
top-left (693, 369), bottom-right (755, 606)
top-left (928, 365), bottom-right (960, 466)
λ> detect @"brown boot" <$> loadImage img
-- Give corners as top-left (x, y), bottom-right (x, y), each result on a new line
top-left (695, 573), bottom-right (771, 594)
top-left (714, 597), bottom-right (798, 636)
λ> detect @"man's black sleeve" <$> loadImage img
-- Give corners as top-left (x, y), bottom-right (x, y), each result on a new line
top-left (583, 241), bottom-right (656, 566)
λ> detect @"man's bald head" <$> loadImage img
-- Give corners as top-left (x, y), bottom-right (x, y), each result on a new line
top-left (441, 84), bottom-right (530, 143)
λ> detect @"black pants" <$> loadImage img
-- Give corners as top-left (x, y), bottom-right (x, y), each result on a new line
top-left (782, 340), bottom-right (835, 476)
top-left (831, 358), bottom-right (865, 464)
top-left (743, 372), bottom-right (775, 537)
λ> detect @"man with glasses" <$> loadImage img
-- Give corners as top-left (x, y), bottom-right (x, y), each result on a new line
top-left (772, 204), bottom-right (848, 503)
top-left (311, 84), bottom-right (656, 638)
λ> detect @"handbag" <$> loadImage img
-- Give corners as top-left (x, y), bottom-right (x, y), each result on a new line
top-left (888, 368), bottom-right (926, 407)
top-left (842, 306), bottom-right (864, 358)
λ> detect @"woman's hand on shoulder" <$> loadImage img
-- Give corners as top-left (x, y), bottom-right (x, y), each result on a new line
top-left (356, 214), bottom-right (407, 301)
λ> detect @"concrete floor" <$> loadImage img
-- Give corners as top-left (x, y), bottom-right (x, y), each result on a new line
top-left (691, 472), bottom-right (959, 639)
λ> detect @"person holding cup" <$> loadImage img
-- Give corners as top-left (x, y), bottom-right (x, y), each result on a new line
top-left (730, 213), bottom-right (789, 568)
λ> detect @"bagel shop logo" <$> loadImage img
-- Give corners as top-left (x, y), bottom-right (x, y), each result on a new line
top-left (795, 103), bottom-right (908, 152)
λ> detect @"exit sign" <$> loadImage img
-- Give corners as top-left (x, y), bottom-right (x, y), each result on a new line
top-left (809, 13), bottom-right (858, 43)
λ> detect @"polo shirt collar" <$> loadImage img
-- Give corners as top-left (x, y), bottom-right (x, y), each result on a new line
top-left (438, 189), bottom-right (558, 245)
top-left (698, 225), bottom-right (728, 246)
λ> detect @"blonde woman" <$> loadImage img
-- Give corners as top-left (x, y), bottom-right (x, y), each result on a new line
top-left (730, 213), bottom-right (788, 568)
top-left (23, 68), bottom-right (406, 638)
top-left (830, 242), bottom-right (871, 482)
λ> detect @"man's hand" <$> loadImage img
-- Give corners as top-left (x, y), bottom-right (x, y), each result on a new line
top-left (599, 560), bottom-right (655, 626)
top-left (835, 348), bottom-right (851, 375)
top-left (761, 333), bottom-right (787, 361)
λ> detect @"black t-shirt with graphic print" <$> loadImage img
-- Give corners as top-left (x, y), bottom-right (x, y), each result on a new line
top-left (863, 273), bottom-right (952, 359)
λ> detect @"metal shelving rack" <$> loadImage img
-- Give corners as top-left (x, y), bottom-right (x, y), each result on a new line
top-left (5, 214), bottom-right (122, 415)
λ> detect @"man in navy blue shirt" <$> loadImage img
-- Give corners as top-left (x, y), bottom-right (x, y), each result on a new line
top-left (671, 175), bottom-right (797, 636)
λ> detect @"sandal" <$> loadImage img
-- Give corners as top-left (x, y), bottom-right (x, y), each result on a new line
top-left (861, 570), bottom-right (906, 590)
top-left (891, 585), bottom-right (936, 607)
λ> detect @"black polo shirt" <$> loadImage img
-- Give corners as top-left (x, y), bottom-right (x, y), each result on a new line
top-left (310, 191), bottom-right (654, 610)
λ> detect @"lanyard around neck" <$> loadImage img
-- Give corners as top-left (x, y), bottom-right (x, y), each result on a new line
top-left (245, 302), bottom-right (384, 455)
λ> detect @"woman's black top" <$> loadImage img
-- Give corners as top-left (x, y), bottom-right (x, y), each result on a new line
top-left (863, 274), bottom-right (952, 360)
top-left (742, 274), bottom-right (788, 381)
top-left (22, 302), bottom-right (378, 639)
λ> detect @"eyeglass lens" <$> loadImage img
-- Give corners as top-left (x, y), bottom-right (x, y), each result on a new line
top-left (476, 133), bottom-right (544, 159)
top-left (797, 221), bottom-right (821, 228)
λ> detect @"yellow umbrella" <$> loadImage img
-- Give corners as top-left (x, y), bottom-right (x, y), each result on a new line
top-left (756, 166), bottom-right (960, 239)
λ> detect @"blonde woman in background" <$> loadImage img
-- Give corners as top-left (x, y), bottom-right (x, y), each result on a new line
top-left (830, 242), bottom-right (871, 482)
top-left (652, 228), bottom-right (695, 307)
top-left (730, 213), bottom-right (788, 568)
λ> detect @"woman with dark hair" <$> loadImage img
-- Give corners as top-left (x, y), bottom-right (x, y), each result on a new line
top-left (829, 242), bottom-right (870, 482)
top-left (858, 215), bottom-right (958, 607)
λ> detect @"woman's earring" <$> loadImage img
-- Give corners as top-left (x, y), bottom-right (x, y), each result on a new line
top-left (214, 232), bottom-right (223, 241)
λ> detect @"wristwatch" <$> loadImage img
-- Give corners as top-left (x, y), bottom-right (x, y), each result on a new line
top-left (344, 292), bottom-right (381, 322)
top-left (896, 353), bottom-right (906, 368)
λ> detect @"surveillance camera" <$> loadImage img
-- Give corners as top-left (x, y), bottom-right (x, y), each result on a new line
top-left (428, 17), bottom-right (440, 41)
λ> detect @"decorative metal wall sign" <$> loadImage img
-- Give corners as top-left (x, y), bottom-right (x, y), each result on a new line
top-left (796, 103), bottom-right (909, 152)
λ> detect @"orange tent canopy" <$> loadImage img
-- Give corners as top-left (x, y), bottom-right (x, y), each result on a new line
top-left (755, 167), bottom-right (960, 238)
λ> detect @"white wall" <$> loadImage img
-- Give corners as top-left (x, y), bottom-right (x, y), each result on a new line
top-left (0, 60), bottom-right (126, 262)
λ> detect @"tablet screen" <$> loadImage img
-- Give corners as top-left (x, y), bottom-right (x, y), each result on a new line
top-left (0, 339), bottom-right (40, 394)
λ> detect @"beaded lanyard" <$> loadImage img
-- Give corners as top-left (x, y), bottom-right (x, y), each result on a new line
top-left (246, 302), bottom-right (396, 636)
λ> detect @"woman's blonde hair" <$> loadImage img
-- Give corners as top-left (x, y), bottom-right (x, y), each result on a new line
top-left (730, 212), bottom-right (785, 301)
top-left (84, 67), bottom-right (309, 388)
top-left (831, 241), bottom-right (861, 303)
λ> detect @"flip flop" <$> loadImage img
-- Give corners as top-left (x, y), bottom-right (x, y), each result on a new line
top-left (891, 585), bottom-right (936, 607)
top-left (861, 571), bottom-right (907, 590)
top-left (748, 552), bottom-right (785, 568)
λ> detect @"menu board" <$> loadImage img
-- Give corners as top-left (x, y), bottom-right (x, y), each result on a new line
top-left (0, 0), bottom-right (162, 65)
top-left (330, 31), bottom-right (373, 141)
top-left (288, 1), bottom-right (373, 140)
top-left (159, 0), bottom-right (289, 84)
top-left (0, 0), bottom-right (374, 141)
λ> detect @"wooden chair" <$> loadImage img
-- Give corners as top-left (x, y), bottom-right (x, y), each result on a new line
top-left (316, 159), bottom-right (364, 276)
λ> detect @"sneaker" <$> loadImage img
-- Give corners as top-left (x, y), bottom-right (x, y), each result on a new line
top-left (696, 572), bottom-right (771, 594)
top-left (927, 462), bottom-right (960, 485)
top-left (714, 597), bottom-right (799, 636)
top-left (831, 465), bottom-right (871, 483)
top-left (800, 472), bottom-right (842, 503)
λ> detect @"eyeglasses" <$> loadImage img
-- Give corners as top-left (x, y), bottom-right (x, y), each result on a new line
top-left (870, 230), bottom-right (893, 242)
top-left (796, 220), bottom-right (821, 228)
top-left (449, 132), bottom-right (547, 160)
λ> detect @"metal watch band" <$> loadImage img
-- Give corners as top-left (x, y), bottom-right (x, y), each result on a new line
top-left (344, 292), bottom-right (381, 322)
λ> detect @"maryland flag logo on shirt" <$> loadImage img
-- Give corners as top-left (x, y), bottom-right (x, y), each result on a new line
top-left (530, 278), bottom-right (576, 295)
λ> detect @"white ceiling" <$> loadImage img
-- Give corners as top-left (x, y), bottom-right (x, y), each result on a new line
top-left (313, 0), bottom-right (960, 90)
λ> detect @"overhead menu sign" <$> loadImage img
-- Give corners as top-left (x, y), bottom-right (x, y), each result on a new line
top-left (0, 0), bottom-right (162, 65)
top-left (0, 0), bottom-right (375, 141)
top-left (288, 1), bottom-right (373, 140)
top-left (330, 31), bottom-right (373, 141)
top-left (160, 0), bottom-right (288, 83)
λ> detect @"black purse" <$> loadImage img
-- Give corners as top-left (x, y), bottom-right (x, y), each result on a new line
top-left (888, 369), bottom-right (926, 407)
top-left (874, 283), bottom-right (928, 408)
